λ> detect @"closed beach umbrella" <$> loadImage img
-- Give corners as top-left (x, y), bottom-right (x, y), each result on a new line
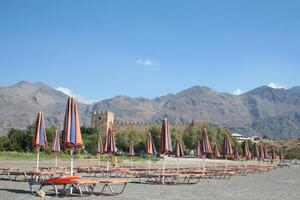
top-left (279, 150), bottom-right (284, 160)
top-left (259, 145), bottom-right (265, 160)
top-left (63, 97), bottom-right (83, 176)
top-left (271, 149), bottom-right (276, 160)
top-left (263, 146), bottom-right (269, 159)
top-left (175, 140), bottom-right (184, 171)
top-left (146, 132), bottom-right (157, 169)
top-left (252, 143), bottom-right (259, 158)
top-left (200, 128), bottom-right (212, 172)
top-left (128, 141), bottom-right (135, 167)
top-left (160, 118), bottom-right (172, 183)
top-left (242, 140), bottom-right (251, 159)
top-left (196, 140), bottom-right (202, 169)
top-left (223, 133), bottom-right (233, 170)
top-left (104, 127), bottom-right (117, 169)
top-left (33, 112), bottom-right (47, 172)
top-left (213, 145), bottom-right (221, 159)
top-left (51, 130), bottom-right (60, 167)
top-left (97, 133), bottom-right (103, 166)
top-left (234, 148), bottom-right (240, 160)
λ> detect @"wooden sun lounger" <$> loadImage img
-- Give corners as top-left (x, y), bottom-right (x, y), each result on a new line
top-left (96, 179), bottom-right (128, 196)
top-left (0, 168), bottom-right (27, 181)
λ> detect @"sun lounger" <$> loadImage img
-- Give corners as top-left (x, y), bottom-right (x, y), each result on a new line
top-left (95, 179), bottom-right (128, 196)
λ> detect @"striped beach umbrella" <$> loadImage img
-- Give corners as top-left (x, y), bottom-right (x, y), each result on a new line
top-left (51, 130), bottom-right (60, 167)
top-left (213, 145), bottom-right (221, 159)
top-left (33, 112), bottom-right (47, 172)
top-left (128, 141), bottom-right (135, 167)
top-left (160, 118), bottom-right (172, 182)
top-left (263, 146), bottom-right (269, 159)
top-left (97, 133), bottom-right (103, 166)
top-left (200, 128), bottom-right (212, 171)
top-left (175, 140), bottom-right (184, 171)
top-left (234, 148), bottom-right (240, 160)
top-left (146, 132), bottom-right (157, 169)
top-left (223, 133), bottom-right (233, 170)
top-left (242, 140), bottom-right (251, 159)
top-left (259, 145), bottom-right (265, 160)
top-left (252, 143), bottom-right (259, 158)
top-left (104, 127), bottom-right (117, 169)
top-left (271, 149), bottom-right (277, 160)
top-left (63, 97), bottom-right (83, 175)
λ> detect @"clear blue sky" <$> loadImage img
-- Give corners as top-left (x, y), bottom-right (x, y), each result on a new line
top-left (0, 0), bottom-right (299, 101)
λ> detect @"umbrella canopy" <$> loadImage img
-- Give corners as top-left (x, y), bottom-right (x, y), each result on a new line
top-left (200, 128), bottom-right (212, 155)
top-left (223, 133), bottom-right (233, 158)
top-left (242, 140), bottom-right (251, 159)
top-left (252, 143), bottom-right (259, 158)
top-left (33, 112), bottom-right (47, 148)
top-left (278, 150), bottom-right (284, 160)
top-left (97, 134), bottom-right (103, 154)
top-left (175, 140), bottom-right (184, 157)
top-left (234, 148), bottom-right (240, 160)
top-left (51, 130), bottom-right (60, 152)
top-left (259, 145), bottom-right (265, 160)
top-left (271, 149), bottom-right (277, 160)
top-left (160, 118), bottom-right (172, 154)
top-left (146, 132), bottom-right (157, 155)
top-left (104, 127), bottom-right (117, 154)
top-left (63, 97), bottom-right (83, 149)
top-left (213, 145), bottom-right (221, 159)
top-left (263, 146), bottom-right (269, 159)
top-left (128, 141), bottom-right (135, 156)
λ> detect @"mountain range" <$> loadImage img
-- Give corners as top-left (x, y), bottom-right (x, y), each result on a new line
top-left (1, 81), bottom-right (300, 138)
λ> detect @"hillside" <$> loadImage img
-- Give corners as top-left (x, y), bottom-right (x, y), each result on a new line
top-left (1, 81), bottom-right (300, 138)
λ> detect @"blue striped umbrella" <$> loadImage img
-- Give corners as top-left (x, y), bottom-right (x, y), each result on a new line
top-left (51, 130), bottom-right (60, 167)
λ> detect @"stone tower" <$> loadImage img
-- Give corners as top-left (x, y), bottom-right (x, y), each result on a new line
top-left (91, 111), bottom-right (114, 133)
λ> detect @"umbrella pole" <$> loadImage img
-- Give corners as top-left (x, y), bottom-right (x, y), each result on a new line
top-left (225, 156), bottom-right (228, 172)
top-left (36, 147), bottom-right (40, 172)
top-left (98, 154), bottom-right (101, 167)
top-left (70, 149), bottom-right (74, 176)
top-left (148, 155), bottom-right (151, 171)
top-left (202, 155), bottom-right (206, 173)
top-left (55, 152), bottom-right (58, 168)
top-left (162, 154), bottom-right (166, 184)
top-left (130, 157), bottom-right (132, 168)
top-left (106, 154), bottom-right (109, 170)
top-left (177, 158), bottom-right (179, 172)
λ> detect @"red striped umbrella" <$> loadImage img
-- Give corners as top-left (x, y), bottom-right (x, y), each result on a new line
top-left (242, 140), bottom-right (251, 159)
top-left (234, 148), bottom-right (240, 160)
top-left (97, 133), bottom-right (103, 166)
top-left (146, 132), bottom-right (157, 155)
top-left (213, 145), bottom-right (221, 159)
top-left (259, 145), bottom-right (265, 160)
top-left (200, 128), bottom-right (212, 172)
top-left (146, 132), bottom-right (157, 169)
top-left (33, 112), bottom-right (47, 172)
top-left (271, 149), bottom-right (277, 160)
top-left (175, 140), bottom-right (184, 157)
top-left (223, 133), bottom-right (233, 170)
top-left (51, 130), bottom-right (60, 167)
top-left (263, 146), bottom-right (269, 159)
top-left (160, 118), bottom-right (172, 183)
top-left (63, 97), bottom-right (83, 175)
top-left (104, 127), bottom-right (117, 169)
top-left (252, 143), bottom-right (259, 158)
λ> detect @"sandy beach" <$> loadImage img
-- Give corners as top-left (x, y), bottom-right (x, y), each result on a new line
top-left (0, 158), bottom-right (299, 200)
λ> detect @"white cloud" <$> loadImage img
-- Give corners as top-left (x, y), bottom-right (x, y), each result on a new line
top-left (267, 82), bottom-right (287, 89)
top-left (233, 88), bottom-right (244, 95)
top-left (137, 58), bottom-right (155, 66)
top-left (56, 87), bottom-right (98, 104)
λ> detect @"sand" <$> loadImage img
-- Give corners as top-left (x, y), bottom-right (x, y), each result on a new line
top-left (0, 158), bottom-right (299, 200)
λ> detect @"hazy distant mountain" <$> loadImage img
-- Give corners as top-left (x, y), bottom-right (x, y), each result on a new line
top-left (1, 81), bottom-right (300, 138)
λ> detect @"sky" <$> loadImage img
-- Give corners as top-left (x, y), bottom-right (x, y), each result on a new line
top-left (0, 0), bottom-right (299, 103)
